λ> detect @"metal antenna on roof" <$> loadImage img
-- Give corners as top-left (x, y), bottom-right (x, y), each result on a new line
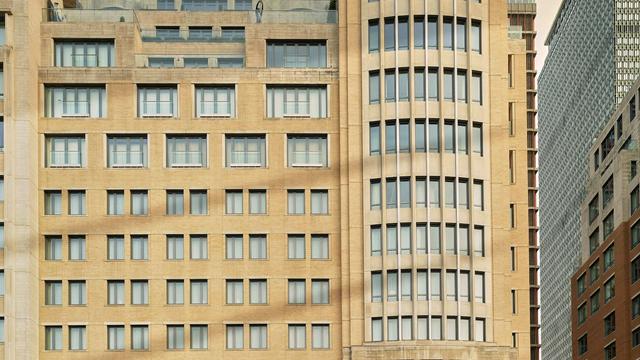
top-left (256, 0), bottom-right (264, 23)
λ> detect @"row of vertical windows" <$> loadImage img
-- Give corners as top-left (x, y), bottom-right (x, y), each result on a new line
top-left (44, 278), bottom-right (330, 306)
top-left (370, 223), bottom-right (485, 256)
top-left (370, 177), bottom-right (485, 210)
top-left (369, 119), bottom-right (484, 155)
top-left (369, 69), bottom-right (483, 104)
top-left (44, 134), bottom-right (328, 168)
top-left (368, 16), bottom-right (481, 53)
top-left (370, 269), bottom-right (485, 303)
top-left (44, 323), bottom-right (329, 351)
top-left (44, 188), bottom-right (329, 216)
top-left (370, 316), bottom-right (486, 342)
top-left (44, 233), bottom-right (330, 261)
top-left (44, 85), bottom-right (328, 118)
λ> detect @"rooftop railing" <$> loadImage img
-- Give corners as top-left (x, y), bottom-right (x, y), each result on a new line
top-left (43, 8), bottom-right (337, 24)
top-left (49, 0), bottom-right (335, 11)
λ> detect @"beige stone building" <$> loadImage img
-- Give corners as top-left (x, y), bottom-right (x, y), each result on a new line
top-left (0, 0), bottom-right (536, 358)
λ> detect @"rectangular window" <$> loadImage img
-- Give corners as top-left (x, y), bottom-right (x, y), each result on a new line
top-left (589, 195), bottom-right (599, 223)
top-left (226, 280), bottom-right (244, 304)
top-left (416, 177), bottom-right (426, 207)
top-left (429, 177), bottom-right (440, 208)
top-left (131, 280), bottom-right (149, 305)
top-left (45, 235), bottom-right (62, 261)
top-left (130, 190), bottom-right (148, 216)
top-left (473, 180), bottom-right (484, 210)
top-left (267, 41), bottom-right (327, 68)
top-left (289, 324), bottom-right (306, 349)
top-left (604, 245), bottom-right (614, 270)
top-left (415, 16), bottom-right (425, 49)
top-left (249, 234), bottom-right (267, 260)
top-left (189, 325), bottom-right (207, 350)
top-left (69, 235), bottom-right (86, 260)
top-left (388, 317), bottom-right (399, 341)
top-left (188, 235), bottom-right (207, 260)
top-left (431, 317), bottom-right (442, 340)
top-left (249, 190), bottom-right (267, 214)
top-left (384, 17), bottom-right (395, 51)
top-left (107, 325), bottom-right (124, 350)
top-left (226, 235), bottom-right (243, 259)
top-left (167, 325), bottom-right (185, 350)
top-left (386, 178), bottom-right (397, 209)
top-left (589, 229), bottom-right (599, 254)
top-left (166, 190), bottom-right (184, 215)
top-left (386, 224), bottom-right (397, 255)
top-left (226, 325), bottom-right (244, 349)
top-left (510, 203), bottom-right (516, 228)
top-left (226, 190), bottom-right (243, 215)
top-left (187, 26), bottom-right (212, 41)
top-left (370, 180), bottom-right (381, 210)
top-left (604, 342), bottom-right (616, 360)
top-left (457, 70), bottom-right (467, 102)
top-left (287, 135), bottom-right (328, 167)
top-left (166, 235), bottom-right (184, 260)
top-left (167, 280), bottom-right (184, 304)
top-left (471, 20), bottom-right (481, 53)
top-left (310, 190), bottom-right (328, 215)
top-left (249, 279), bottom-right (268, 304)
top-left (225, 135), bottom-right (266, 167)
top-left (131, 325), bottom-right (149, 350)
top-left (288, 234), bottom-right (305, 259)
top-left (371, 272), bottom-right (382, 302)
top-left (369, 19), bottom-right (380, 52)
top-left (446, 317), bottom-right (457, 340)
top-left (369, 71), bottom-right (380, 104)
top-left (472, 72), bottom-right (482, 104)
top-left (385, 121), bottom-right (397, 153)
top-left (148, 57), bottom-right (174, 68)
top-left (604, 277), bottom-right (615, 303)
top-left (250, 324), bottom-right (267, 349)
top-left (221, 26), bottom-right (245, 41)
top-left (474, 226), bottom-right (485, 257)
top-left (604, 311), bottom-right (616, 335)
top-left (416, 224), bottom-right (427, 253)
top-left (591, 290), bottom-right (600, 313)
top-left (634, 295), bottom-right (640, 319)
top-left (311, 234), bottom-right (329, 259)
top-left (189, 190), bottom-right (207, 215)
top-left (430, 270), bottom-right (441, 300)
top-left (445, 224), bottom-right (457, 254)
top-left (399, 178), bottom-right (411, 208)
top-left (44, 190), bottom-right (62, 215)
top-left (511, 290), bottom-right (517, 313)
top-left (288, 190), bottom-right (305, 215)
top-left (45, 136), bottom-right (85, 167)
top-left (456, 18), bottom-right (467, 50)
top-left (312, 324), bottom-right (330, 349)
top-left (509, 102), bottom-right (515, 135)
top-left (67, 190), bottom-right (85, 215)
top-left (603, 211), bottom-right (614, 239)
top-left (184, 57), bottom-right (208, 68)
top-left (107, 235), bottom-right (124, 260)
top-left (195, 86), bottom-right (235, 117)
top-left (398, 16), bottom-right (409, 49)
top-left (45, 86), bottom-right (106, 118)
top-left (458, 179), bottom-right (469, 208)
top-left (131, 235), bottom-right (148, 260)
top-left (430, 223), bottom-right (441, 254)
top-left (444, 120), bottom-right (455, 152)
top-left (107, 190), bottom-right (124, 215)
top-left (399, 69), bottom-right (409, 101)
top-left (69, 280), bottom-right (86, 305)
top-left (446, 271), bottom-right (458, 301)
top-left (460, 317), bottom-right (470, 341)
top-left (443, 17), bottom-right (453, 50)
top-left (415, 68), bottom-right (425, 101)
top-left (475, 319), bottom-right (486, 342)
top-left (267, 86), bottom-right (327, 118)
top-left (69, 325), bottom-right (86, 350)
top-left (312, 279), bottom-right (329, 304)
top-left (371, 318), bottom-right (382, 342)
top-left (166, 135), bottom-right (207, 167)
top-left (137, 86), bottom-right (178, 117)
top-left (370, 122), bottom-right (381, 155)
top-left (428, 68), bottom-right (439, 101)
top-left (55, 40), bottom-right (115, 67)
top-left (415, 120), bottom-right (426, 153)
top-left (385, 70), bottom-right (396, 102)
top-left (107, 280), bottom-right (124, 305)
top-left (603, 176), bottom-right (614, 208)
top-left (288, 279), bottom-right (306, 304)
top-left (45, 326), bottom-right (63, 350)
top-left (190, 280), bottom-right (208, 304)
top-left (475, 272), bottom-right (485, 303)
top-left (371, 226), bottom-right (382, 256)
